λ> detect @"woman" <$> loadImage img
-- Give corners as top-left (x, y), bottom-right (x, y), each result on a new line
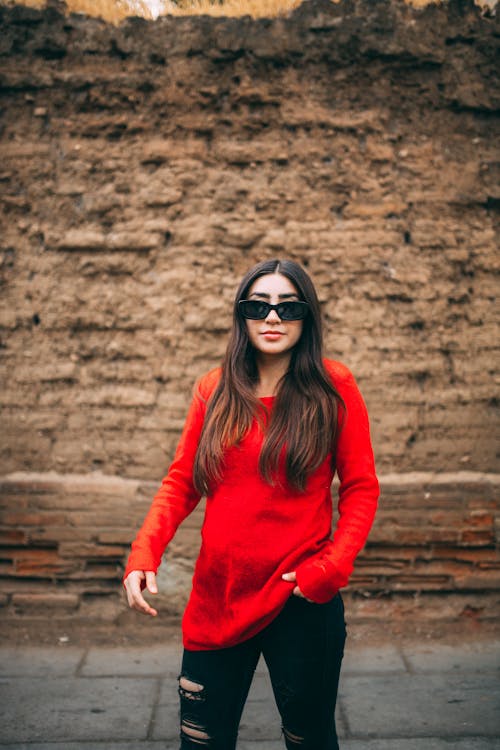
top-left (124, 258), bottom-right (379, 749)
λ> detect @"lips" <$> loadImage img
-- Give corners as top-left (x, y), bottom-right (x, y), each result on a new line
top-left (261, 331), bottom-right (284, 340)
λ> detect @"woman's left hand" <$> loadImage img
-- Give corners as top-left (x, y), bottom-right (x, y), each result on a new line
top-left (282, 571), bottom-right (315, 603)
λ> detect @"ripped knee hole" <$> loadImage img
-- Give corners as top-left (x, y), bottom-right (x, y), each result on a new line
top-left (178, 675), bottom-right (206, 702)
top-left (181, 717), bottom-right (211, 745)
top-left (283, 726), bottom-right (305, 745)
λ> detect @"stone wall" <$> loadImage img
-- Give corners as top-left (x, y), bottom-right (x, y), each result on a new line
top-left (0, 0), bottom-right (498, 621)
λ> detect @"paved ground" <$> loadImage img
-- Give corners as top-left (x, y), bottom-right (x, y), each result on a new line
top-left (0, 634), bottom-right (499, 749)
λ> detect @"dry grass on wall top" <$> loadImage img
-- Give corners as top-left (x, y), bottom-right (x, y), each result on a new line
top-left (159, 0), bottom-right (303, 17)
top-left (0, 0), bottom-right (153, 23)
top-left (165, 0), bottom-right (496, 17)
top-left (2, 0), bottom-right (497, 22)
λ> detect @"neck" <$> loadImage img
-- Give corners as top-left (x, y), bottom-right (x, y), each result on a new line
top-left (255, 352), bottom-right (291, 398)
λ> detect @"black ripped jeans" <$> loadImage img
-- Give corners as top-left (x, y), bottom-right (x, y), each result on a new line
top-left (178, 592), bottom-right (346, 750)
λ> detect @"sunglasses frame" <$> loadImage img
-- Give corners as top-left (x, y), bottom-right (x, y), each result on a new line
top-left (238, 299), bottom-right (309, 321)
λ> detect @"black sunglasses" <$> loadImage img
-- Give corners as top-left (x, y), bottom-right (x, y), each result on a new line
top-left (238, 299), bottom-right (309, 321)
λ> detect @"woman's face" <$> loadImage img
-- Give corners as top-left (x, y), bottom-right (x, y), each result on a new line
top-left (244, 273), bottom-right (304, 359)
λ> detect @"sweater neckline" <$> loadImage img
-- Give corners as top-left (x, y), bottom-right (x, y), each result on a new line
top-left (259, 395), bottom-right (276, 402)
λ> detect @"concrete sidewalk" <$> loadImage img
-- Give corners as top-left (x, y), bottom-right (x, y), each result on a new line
top-left (0, 636), bottom-right (499, 749)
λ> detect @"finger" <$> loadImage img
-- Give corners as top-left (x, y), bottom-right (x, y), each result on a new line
top-left (129, 587), bottom-right (158, 616)
top-left (293, 585), bottom-right (314, 604)
top-left (134, 594), bottom-right (158, 617)
top-left (145, 571), bottom-right (158, 594)
top-left (282, 571), bottom-right (297, 582)
top-left (125, 572), bottom-right (158, 616)
top-left (124, 571), bottom-right (143, 605)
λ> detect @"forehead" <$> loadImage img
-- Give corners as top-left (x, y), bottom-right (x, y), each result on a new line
top-left (247, 273), bottom-right (299, 298)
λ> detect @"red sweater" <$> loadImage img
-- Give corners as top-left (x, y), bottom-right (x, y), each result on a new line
top-left (124, 359), bottom-right (379, 650)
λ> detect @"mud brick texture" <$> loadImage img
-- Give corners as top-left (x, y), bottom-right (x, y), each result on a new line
top-left (0, 0), bottom-right (499, 478)
top-left (0, 0), bottom-right (499, 618)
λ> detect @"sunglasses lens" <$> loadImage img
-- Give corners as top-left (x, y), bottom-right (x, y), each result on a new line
top-left (278, 302), bottom-right (308, 320)
top-left (239, 300), bottom-right (269, 319)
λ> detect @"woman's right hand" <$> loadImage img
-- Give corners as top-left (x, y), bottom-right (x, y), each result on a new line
top-left (124, 570), bottom-right (158, 617)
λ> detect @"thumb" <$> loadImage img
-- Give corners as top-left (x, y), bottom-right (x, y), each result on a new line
top-left (145, 571), bottom-right (158, 594)
top-left (282, 571), bottom-right (297, 582)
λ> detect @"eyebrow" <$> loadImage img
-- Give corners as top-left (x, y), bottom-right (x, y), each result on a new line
top-left (249, 292), bottom-right (299, 300)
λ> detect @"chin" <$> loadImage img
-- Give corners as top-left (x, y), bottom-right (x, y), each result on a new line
top-left (258, 345), bottom-right (291, 356)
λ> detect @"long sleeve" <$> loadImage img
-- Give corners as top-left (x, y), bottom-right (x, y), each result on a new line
top-left (295, 364), bottom-right (379, 603)
top-left (123, 370), bottom-right (219, 583)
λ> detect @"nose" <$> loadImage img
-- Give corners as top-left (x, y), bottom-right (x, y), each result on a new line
top-left (265, 308), bottom-right (281, 323)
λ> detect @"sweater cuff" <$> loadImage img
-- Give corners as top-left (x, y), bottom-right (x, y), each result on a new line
top-left (295, 556), bottom-right (347, 604)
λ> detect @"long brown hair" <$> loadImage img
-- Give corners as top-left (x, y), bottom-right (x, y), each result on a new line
top-left (193, 259), bottom-right (344, 494)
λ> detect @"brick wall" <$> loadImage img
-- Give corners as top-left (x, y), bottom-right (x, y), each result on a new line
top-left (1, 472), bottom-right (498, 621)
top-left (0, 0), bottom-right (498, 620)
